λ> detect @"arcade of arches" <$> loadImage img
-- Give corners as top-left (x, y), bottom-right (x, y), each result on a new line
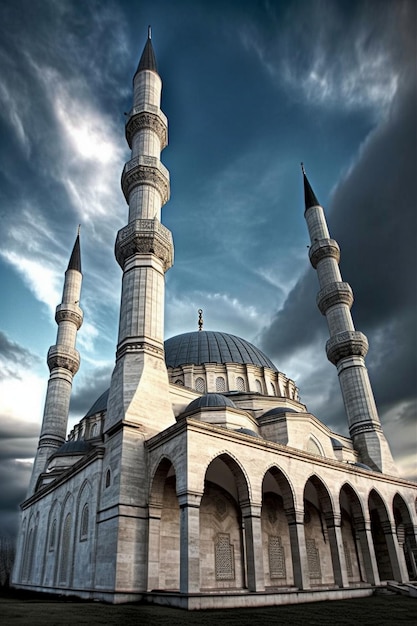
top-left (148, 454), bottom-right (417, 593)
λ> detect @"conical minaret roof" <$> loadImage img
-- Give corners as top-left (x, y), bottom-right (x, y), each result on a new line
top-left (67, 230), bottom-right (82, 273)
top-left (135, 26), bottom-right (158, 75)
top-left (301, 163), bottom-right (320, 210)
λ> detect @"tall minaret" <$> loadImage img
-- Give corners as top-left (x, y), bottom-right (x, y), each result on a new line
top-left (104, 27), bottom-right (174, 435)
top-left (302, 165), bottom-right (397, 475)
top-left (28, 231), bottom-right (83, 494)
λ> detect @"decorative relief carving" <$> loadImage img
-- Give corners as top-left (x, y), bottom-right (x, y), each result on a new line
top-left (268, 536), bottom-right (286, 579)
top-left (125, 110), bottom-right (167, 149)
top-left (349, 421), bottom-right (382, 437)
top-left (115, 219), bottom-right (174, 269)
top-left (316, 281), bottom-right (353, 315)
top-left (39, 437), bottom-right (64, 448)
top-left (309, 238), bottom-right (340, 268)
top-left (214, 495), bottom-right (228, 521)
top-left (121, 161), bottom-right (170, 205)
top-left (343, 540), bottom-right (353, 577)
top-left (47, 346), bottom-right (80, 374)
top-left (55, 305), bottom-right (83, 329)
top-left (116, 340), bottom-right (165, 361)
top-left (215, 533), bottom-right (235, 581)
top-left (306, 538), bottom-right (322, 579)
top-left (326, 330), bottom-right (368, 365)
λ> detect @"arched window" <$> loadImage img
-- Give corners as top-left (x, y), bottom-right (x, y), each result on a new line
top-left (307, 437), bottom-right (323, 457)
top-left (23, 528), bottom-right (34, 581)
top-left (49, 519), bottom-right (57, 551)
top-left (270, 382), bottom-right (276, 396)
top-left (255, 379), bottom-right (262, 393)
top-left (90, 423), bottom-right (97, 438)
top-left (105, 469), bottom-right (111, 488)
top-left (236, 376), bottom-right (246, 392)
top-left (216, 376), bottom-right (226, 392)
top-left (59, 513), bottom-right (72, 583)
top-left (195, 377), bottom-right (206, 393)
top-left (80, 504), bottom-right (89, 541)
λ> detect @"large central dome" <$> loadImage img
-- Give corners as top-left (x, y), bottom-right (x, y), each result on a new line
top-left (164, 330), bottom-right (278, 371)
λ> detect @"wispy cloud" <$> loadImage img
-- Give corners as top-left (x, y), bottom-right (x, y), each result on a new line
top-left (240, 0), bottom-right (408, 115)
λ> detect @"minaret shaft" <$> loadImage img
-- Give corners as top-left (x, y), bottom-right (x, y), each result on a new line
top-left (303, 170), bottom-right (397, 474)
top-left (28, 239), bottom-right (83, 494)
top-left (105, 33), bottom-right (174, 436)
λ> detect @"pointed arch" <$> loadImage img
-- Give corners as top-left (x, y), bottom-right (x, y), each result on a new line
top-left (393, 493), bottom-right (417, 579)
top-left (368, 488), bottom-right (404, 581)
top-left (339, 483), bottom-right (366, 583)
top-left (199, 452), bottom-right (251, 590)
top-left (148, 456), bottom-right (180, 591)
top-left (202, 451), bottom-right (251, 505)
top-left (261, 465), bottom-right (297, 587)
top-left (303, 475), bottom-right (336, 586)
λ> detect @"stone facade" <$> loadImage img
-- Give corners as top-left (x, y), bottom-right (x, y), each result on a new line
top-left (11, 32), bottom-right (417, 610)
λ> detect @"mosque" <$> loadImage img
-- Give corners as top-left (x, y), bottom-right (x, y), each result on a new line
top-left (12, 31), bottom-right (417, 609)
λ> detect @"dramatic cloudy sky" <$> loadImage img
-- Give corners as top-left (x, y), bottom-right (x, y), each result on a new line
top-left (0, 0), bottom-right (415, 537)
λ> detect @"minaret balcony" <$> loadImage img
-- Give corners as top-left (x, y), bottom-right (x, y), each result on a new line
top-left (125, 105), bottom-right (168, 149)
top-left (325, 330), bottom-right (369, 365)
top-left (309, 238), bottom-right (340, 268)
top-left (55, 303), bottom-right (83, 329)
top-left (316, 282), bottom-right (353, 315)
top-left (121, 155), bottom-right (170, 204)
top-left (115, 218), bottom-right (174, 270)
top-left (47, 345), bottom-right (80, 374)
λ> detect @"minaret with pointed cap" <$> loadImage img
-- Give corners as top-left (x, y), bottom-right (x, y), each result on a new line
top-left (28, 230), bottom-right (83, 494)
top-left (302, 165), bottom-right (397, 474)
top-left (105, 28), bottom-right (174, 434)
top-left (93, 29), bottom-right (175, 595)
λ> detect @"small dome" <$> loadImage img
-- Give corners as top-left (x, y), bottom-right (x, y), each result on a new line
top-left (261, 406), bottom-right (298, 419)
top-left (164, 330), bottom-right (278, 371)
top-left (85, 389), bottom-right (109, 417)
top-left (353, 462), bottom-right (374, 471)
top-left (235, 428), bottom-right (262, 439)
top-left (185, 393), bottom-right (237, 413)
top-left (53, 440), bottom-right (93, 457)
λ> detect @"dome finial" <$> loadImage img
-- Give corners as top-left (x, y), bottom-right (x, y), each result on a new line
top-left (301, 162), bottom-right (306, 175)
top-left (148, 25), bottom-right (152, 39)
top-left (198, 309), bottom-right (204, 331)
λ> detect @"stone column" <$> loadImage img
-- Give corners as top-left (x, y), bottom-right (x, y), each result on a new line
top-left (404, 523), bottom-right (417, 579)
top-left (241, 503), bottom-right (264, 592)
top-left (286, 508), bottom-right (310, 589)
top-left (355, 518), bottom-right (380, 585)
top-left (178, 492), bottom-right (202, 593)
top-left (324, 513), bottom-right (349, 587)
top-left (147, 504), bottom-right (162, 591)
top-left (382, 520), bottom-right (408, 582)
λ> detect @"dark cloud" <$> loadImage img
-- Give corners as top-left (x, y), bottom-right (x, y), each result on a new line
top-left (0, 332), bottom-right (40, 380)
top-left (0, 460), bottom-right (32, 538)
top-left (70, 364), bottom-right (113, 416)
top-left (260, 25), bottom-right (417, 455)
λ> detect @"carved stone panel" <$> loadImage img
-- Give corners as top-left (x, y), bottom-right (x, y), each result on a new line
top-left (268, 535), bottom-right (286, 579)
top-left (215, 533), bottom-right (235, 581)
top-left (343, 540), bottom-right (353, 578)
top-left (306, 538), bottom-right (322, 579)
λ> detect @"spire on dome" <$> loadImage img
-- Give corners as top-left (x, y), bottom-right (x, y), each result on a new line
top-left (301, 163), bottom-right (320, 210)
top-left (135, 26), bottom-right (158, 75)
top-left (67, 227), bottom-right (82, 273)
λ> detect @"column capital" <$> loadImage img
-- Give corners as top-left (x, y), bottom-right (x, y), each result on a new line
top-left (285, 507), bottom-right (305, 525)
top-left (323, 511), bottom-right (342, 528)
top-left (177, 490), bottom-right (203, 509)
top-left (241, 502), bottom-right (262, 518)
